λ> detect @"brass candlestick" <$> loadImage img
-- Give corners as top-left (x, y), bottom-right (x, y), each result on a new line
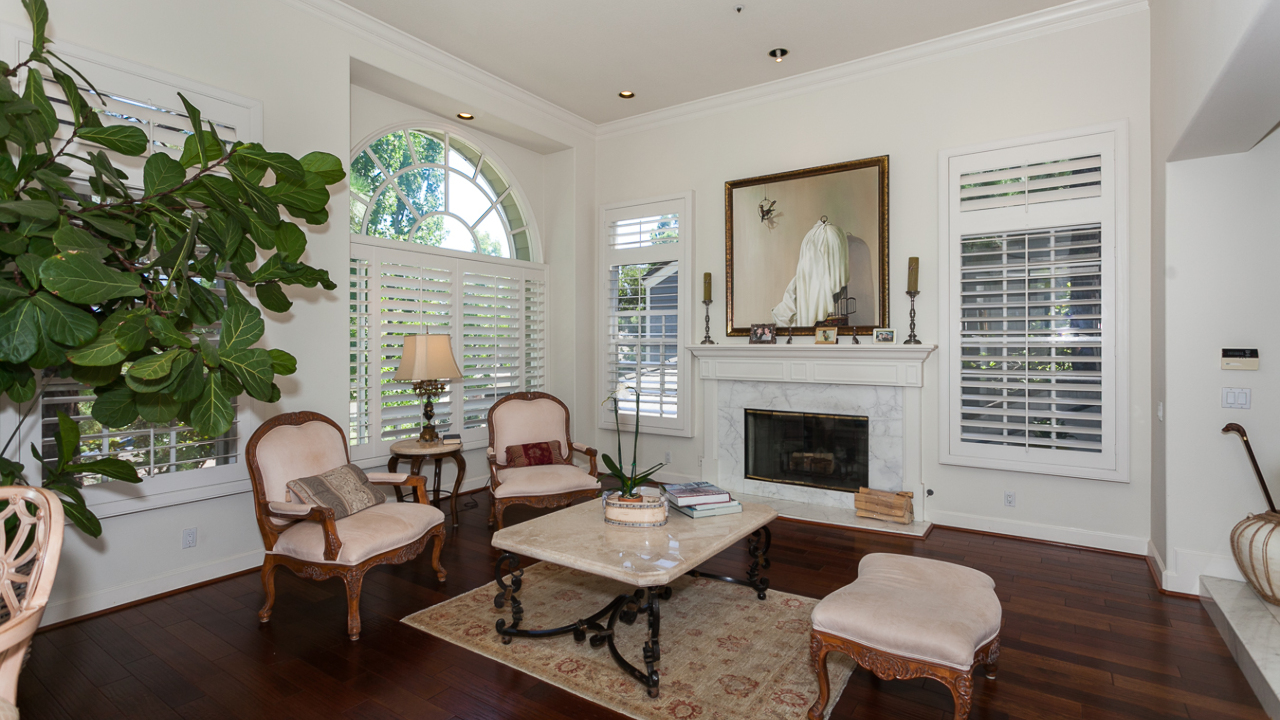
top-left (904, 290), bottom-right (921, 345)
top-left (701, 299), bottom-right (715, 344)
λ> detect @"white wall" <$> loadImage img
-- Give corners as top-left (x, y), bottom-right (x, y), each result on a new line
top-left (1149, 0), bottom-right (1268, 572)
top-left (9, 0), bottom-right (593, 624)
top-left (594, 10), bottom-right (1154, 553)
top-left (1162, 130), bottom-right (1280, 594)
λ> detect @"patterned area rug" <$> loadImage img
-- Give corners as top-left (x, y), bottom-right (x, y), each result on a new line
top-left (403, 562), bottom-right (855, 720)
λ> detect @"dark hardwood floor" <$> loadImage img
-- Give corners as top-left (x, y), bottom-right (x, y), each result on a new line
top-left (20, 494), bottom-right (1267, 720)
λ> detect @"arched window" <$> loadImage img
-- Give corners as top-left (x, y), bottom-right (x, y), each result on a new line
top-left (350, 128), bottom-right (532, 261)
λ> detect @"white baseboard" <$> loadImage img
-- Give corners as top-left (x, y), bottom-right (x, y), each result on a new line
top-left (926, 509), bottom-right (1149, 555)
top-left (1162, 546), bottom-right (1245, 595)
top-left (42, 549), bottom-right (265, 626)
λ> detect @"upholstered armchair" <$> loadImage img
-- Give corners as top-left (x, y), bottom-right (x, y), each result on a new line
top-left (247, 411), bottom-right (446, 640)
top-left (0, 487), bottom-right (64, 716)
top-left (487, 392), bottom-right (600, 529)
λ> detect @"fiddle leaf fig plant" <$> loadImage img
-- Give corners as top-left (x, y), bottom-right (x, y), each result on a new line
top-left (0, 0), bottom-right (344, 537)
top-left (601, 384), bottom-right (665, 499)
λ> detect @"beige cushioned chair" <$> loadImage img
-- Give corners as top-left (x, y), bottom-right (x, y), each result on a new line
top-left (248, 411), bottom-right (446, 640)
top-left (486, 392), bottom-right (600, 529)
top-left (808, 553), bottom-right (1002, 720)
top-left (0, 487), bottom-right (64, 716)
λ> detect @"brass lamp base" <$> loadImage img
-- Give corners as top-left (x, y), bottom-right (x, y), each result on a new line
top-left (419, 424), bottom-right (441, 444)
top-left (413, 379), bottom-right (447, 446)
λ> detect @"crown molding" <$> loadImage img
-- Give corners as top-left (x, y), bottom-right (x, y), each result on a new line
top-left (278, 0), bottom-right (597, 140)
top-left (597, 0), bottom-right (1148, 140)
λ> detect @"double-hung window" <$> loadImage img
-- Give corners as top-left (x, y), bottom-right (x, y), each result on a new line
top-left (939, 126), bottom-right (1128, 482)
top-left (599, 193), bottom-right (694, 437)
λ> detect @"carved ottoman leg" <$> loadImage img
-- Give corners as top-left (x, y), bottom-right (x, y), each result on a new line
top-left (430, 526), bottom-right (447, 582)
top-left (494, 499), bottom-right (507, 530)
top-left (343, 569), bottom-right (365, 641)
top-left (258, 557), bottom-right (278, 624)
top-left (985, 660), bottom-right (998, 680)
top-left (947, 672), bottom-right (974, 720)
top-left (807, 632), bottom-right (833, 720)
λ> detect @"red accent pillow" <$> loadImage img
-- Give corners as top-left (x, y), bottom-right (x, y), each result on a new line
top-left (505, 440), bottom-right (566, 468)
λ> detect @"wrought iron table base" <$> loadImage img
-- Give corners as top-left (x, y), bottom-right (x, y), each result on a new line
top-left (492, 526), bottom-right (772, 698)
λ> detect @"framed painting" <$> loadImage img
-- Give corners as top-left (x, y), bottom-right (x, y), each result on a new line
top-left (725, 156), bottom-right (889, 336)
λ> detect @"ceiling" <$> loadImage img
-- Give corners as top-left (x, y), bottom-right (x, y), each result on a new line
top-left (339, 0), bottom-right (1076, 125)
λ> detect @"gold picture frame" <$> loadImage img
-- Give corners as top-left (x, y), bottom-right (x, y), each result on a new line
top-left (725, 156), bottom-right (889, 336)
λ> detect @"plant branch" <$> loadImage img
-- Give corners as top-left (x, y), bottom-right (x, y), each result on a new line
top-left (77, 149), bottom-right (238, 214)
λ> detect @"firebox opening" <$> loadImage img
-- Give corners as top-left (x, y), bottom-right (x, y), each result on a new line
top-left (744, 408), bottom-right (869, 493)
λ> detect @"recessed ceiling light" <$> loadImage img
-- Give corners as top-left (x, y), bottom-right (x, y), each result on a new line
top-left (457, 112), bottom-right (475, 120)
top-left (619, 91), bottom-right (635, 99)
top-left (769, 48), bottom-right (788, 62)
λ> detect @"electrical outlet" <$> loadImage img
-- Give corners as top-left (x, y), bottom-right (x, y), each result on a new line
top-left (664, 451), bottom-right (672, 464)
top-left (1004, 491), bottom-right (1016, 508)
top-left (182, 527), bottom-right (197, 549)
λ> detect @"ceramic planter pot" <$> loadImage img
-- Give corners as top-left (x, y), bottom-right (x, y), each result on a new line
top-left (1231, 511), bottom-right (1280, 605)
top-left (602, 491), bottom-right (668, 527)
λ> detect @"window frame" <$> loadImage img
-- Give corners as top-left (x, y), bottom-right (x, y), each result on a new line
top-left (349, 122), bottom-right (541, 263)
top-left (597, 192), bottom-right (695, 438)
top-left (936, 123), bottom-right (1130, 483)
top-left (0, 31), bottom-right (264, 518)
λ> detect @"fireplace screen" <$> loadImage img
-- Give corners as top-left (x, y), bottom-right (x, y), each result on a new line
top-left (744, 409), bottom-right (868, 493)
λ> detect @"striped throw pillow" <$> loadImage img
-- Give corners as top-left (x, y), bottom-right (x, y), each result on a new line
top-left (286, 464), bottom-right (385, 520)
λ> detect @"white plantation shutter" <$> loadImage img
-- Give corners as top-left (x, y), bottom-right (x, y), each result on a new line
top-left (349, 240), bottom-right (547, 458)
top-left (523, 278), bottom-right (547, 392)
top-left (460, 269), bottom-right (521, 429)
top-left (599, 193), bottom-right (694, 437)
top-left (942, 129), bottom-right (1126, 482)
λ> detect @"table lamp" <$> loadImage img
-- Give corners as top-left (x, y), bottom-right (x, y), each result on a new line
top-left (393, 333), bottom-right (463, 444)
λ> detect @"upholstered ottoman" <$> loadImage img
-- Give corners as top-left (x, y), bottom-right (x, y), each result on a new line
top-left (808, 553), bottom-right (1002, 720)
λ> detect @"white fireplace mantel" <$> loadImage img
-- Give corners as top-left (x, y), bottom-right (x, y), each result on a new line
top-left (688, 344), bottom-right (936, 388)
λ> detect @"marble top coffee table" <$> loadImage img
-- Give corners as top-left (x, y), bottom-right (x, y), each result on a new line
top-left (489, 500), bottom-right (778, 698)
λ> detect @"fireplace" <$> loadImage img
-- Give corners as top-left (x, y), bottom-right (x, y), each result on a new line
top-left (744, 409), bottom-right (869, 493)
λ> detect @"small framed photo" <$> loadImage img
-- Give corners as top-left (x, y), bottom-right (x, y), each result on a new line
top-left (814, 327), bottom-right (838, 345)
top-left (873, 328), bottom-right (896, 344)
top-left (749, 323), bottom-right (777, 344)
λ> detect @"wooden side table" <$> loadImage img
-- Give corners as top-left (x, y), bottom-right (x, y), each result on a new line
top-left (387, 439), bottom-right (467, 527)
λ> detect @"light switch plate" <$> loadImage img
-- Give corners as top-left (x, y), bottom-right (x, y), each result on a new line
top-left (1222, 388), bottom-right (1252, 409)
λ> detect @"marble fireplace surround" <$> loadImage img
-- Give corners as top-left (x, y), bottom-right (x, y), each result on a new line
top-left (689, 344), bottom-right (935, 524)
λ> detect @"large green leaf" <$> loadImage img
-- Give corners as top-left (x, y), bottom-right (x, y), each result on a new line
top-left (300, 151), bottom-right (345, 185)
top-left (264, 174), bottom-right (327, 212)
top-left (239, 145), bottom-right (304, 182)
top-left (190, 369), bottom-right (234, 438)
top-left (71, 361), bottom-right (123, 387)
top-left (127, 348), bottom-right (188, 380)
top-left (114, 314), bottom-right (150, 352)
top-left (54, 411), bottom-right (79, 471)
top-left (0, 299), bottom-right (40, 363)
top-left (29, 291), bottom-right (96, 346)
top-left (66, 457), bottom-right (141, 483)
top-left (0, 279), bottom-right (26, 305)
top-left (229, 163), bottom-right (280, 226)
top-left (53, 224), bottom-right (110, 258)
top-left (136, 391), bottom-right (180, 424)
top-left (145, 314), bottom-right (191, 348)
top-left (255, 282), bottom-right (292, 313)
top-left (78, 125), bottom-right (148, 156)
top-left (274, 222), bottom-right (305, 263)
top-left (168, 359), bottom-right (205, 403)
top-left (143, 152), bottom-right (185, 195)
top-left (67, 331), bottom-right (126, 366)
top-left (39, 252), bottom-right (144, 304)
top-left (15, 254), bottom-right (41, 290)
top-left (268, 348), bottom-right (297, 376)
top-left (90, 386), bottom-right (136, 427)
top-left (220, 346), bottom-right (273, 401)
top-left (57, 495), bottom-right (102, 538)
top-left (0, 200), bottom-right (58, 220)
top-left (219, 284), bottom-right (263, 351)
top-left (22, 0), bottom-right (48, 53)
top-left (20, 69), bottom-right (57, 144)
top-left (6, 373), bottom-right (36, 403)
top-left (178, 128), bottom-right (222, 169)
top-left (78, 215), bottom-right (135, 243)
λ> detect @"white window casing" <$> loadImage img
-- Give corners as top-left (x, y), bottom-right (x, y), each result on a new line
top-left (598, 193), bottom-right (694, 438)
top-left (938, 124), bottom-right (1129, 482)
top-left (349, 236), bottom-right (548, 461)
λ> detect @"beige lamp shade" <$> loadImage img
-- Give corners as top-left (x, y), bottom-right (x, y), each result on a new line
top-left (393, 334), bottom-right (463, 381)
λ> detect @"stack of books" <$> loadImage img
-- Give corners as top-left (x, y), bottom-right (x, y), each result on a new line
top-left (441, 433), bottom-right (462, 447)
top-left (662, 481), bottom-right (742, 518)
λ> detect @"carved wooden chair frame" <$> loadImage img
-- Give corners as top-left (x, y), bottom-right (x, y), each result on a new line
top-left (247, 411), bottom-right (446, 640)
top-left (808, 628), bottom-right (1000, 720)
top-left (486, 391), bottom-right (599, 530)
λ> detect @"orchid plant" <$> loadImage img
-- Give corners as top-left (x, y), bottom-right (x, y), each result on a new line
top-left (601, 384), bottom-right (665, 499)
